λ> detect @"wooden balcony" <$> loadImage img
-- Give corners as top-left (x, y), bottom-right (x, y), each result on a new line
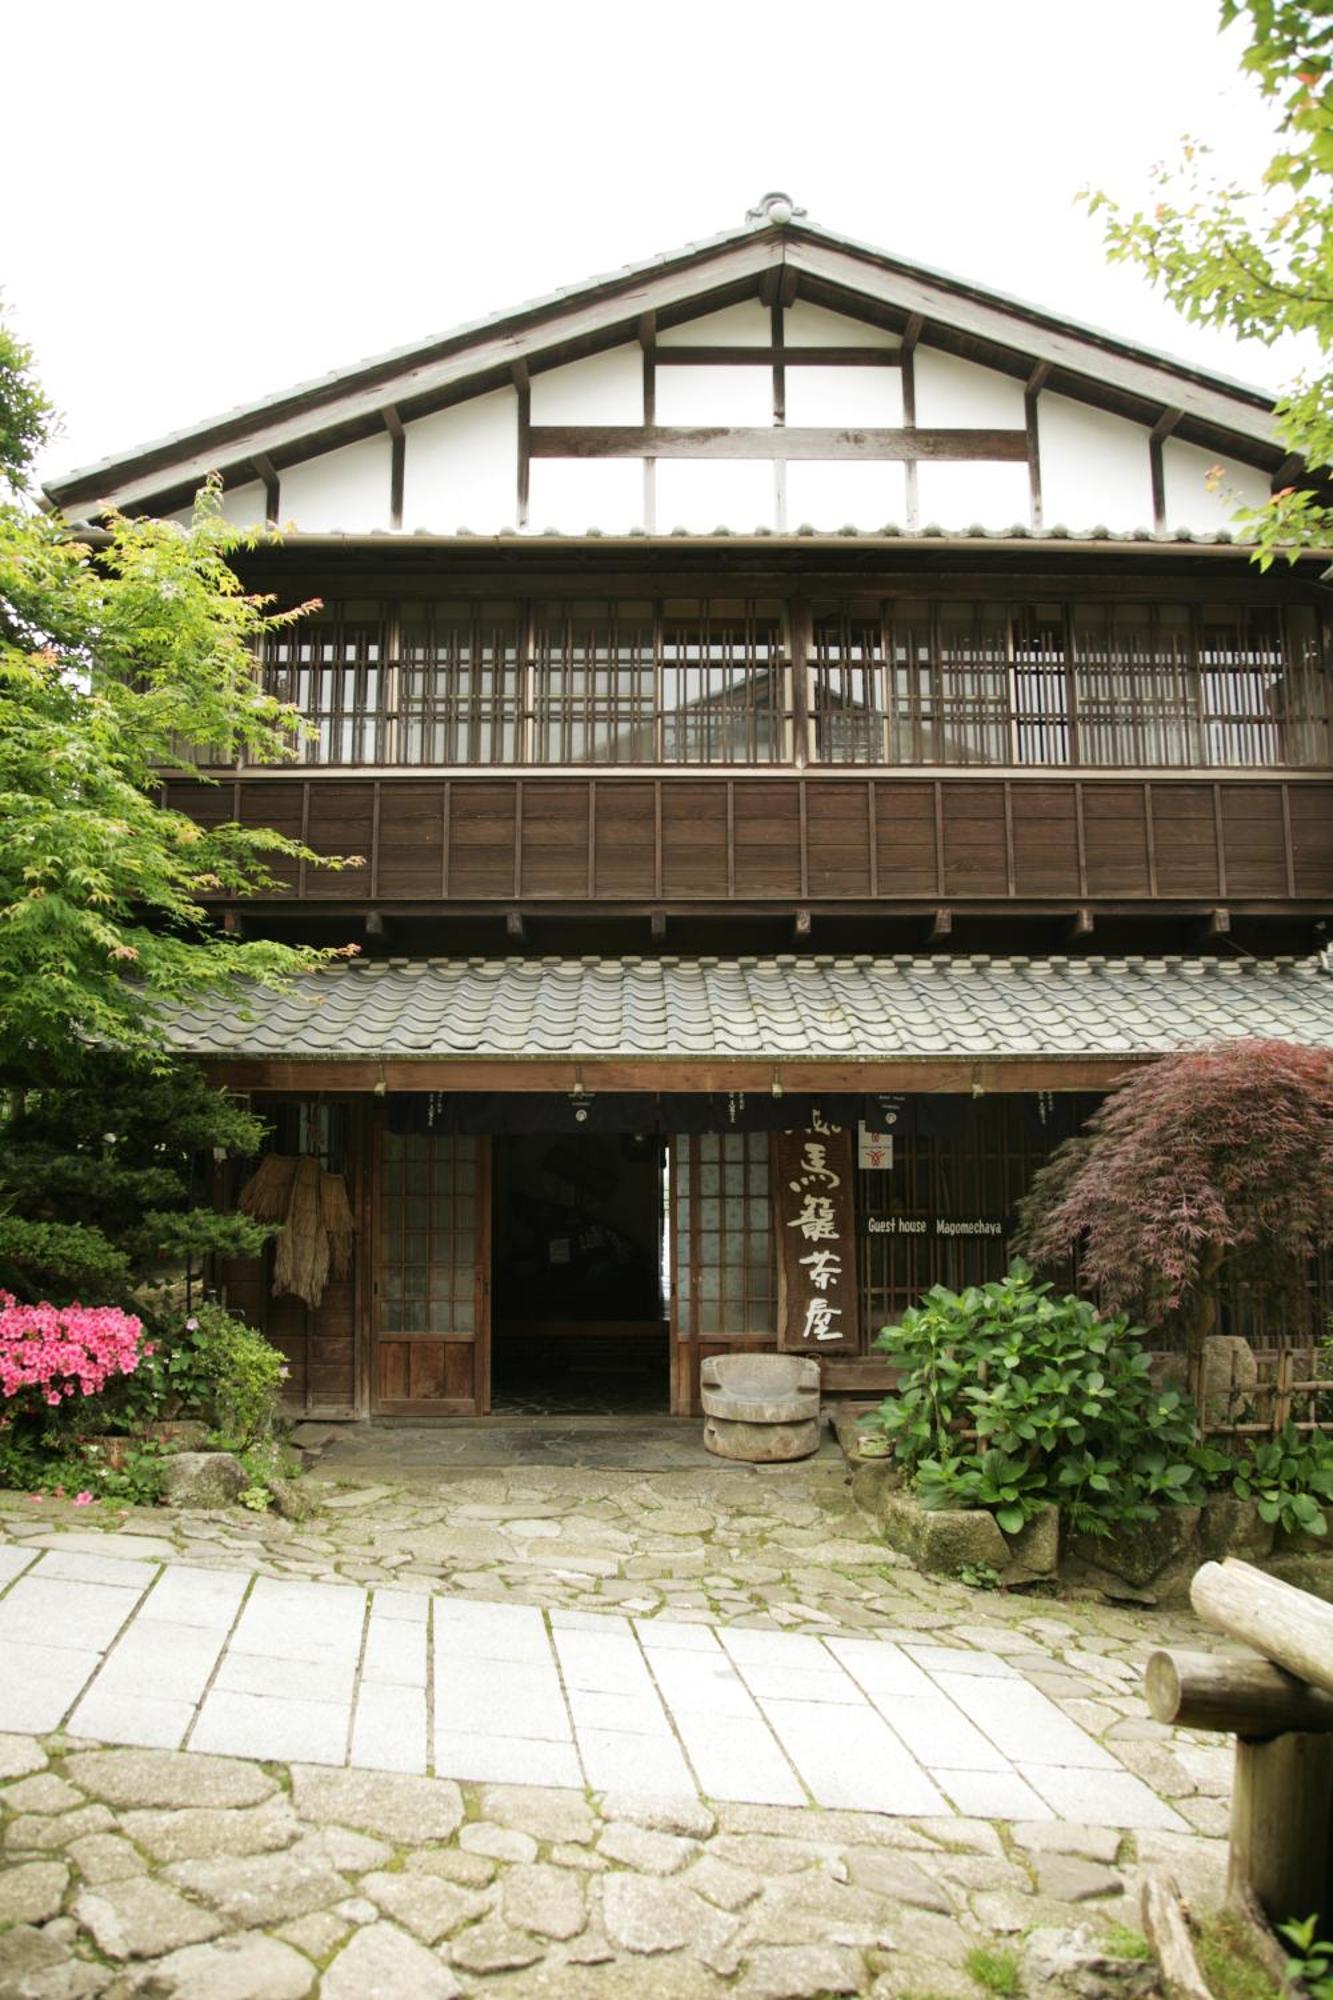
top-left (166, 770), bottom-right (1333, 913)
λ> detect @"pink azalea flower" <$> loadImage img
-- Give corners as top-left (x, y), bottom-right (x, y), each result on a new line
top-left (73, 1492), bottom-right (94, 1507)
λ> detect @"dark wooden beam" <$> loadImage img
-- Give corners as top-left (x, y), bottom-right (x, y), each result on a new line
top-left (530, 425), bottom-right (1029, 462)
top-left (251, 453), bottom-right (279, 526)
top-left (513, 361), bottom-right (531, 531)
top-left (779, 266), bottom-right (798, 308)
top-left (1025, 363), bottom-right (1048, 534)
top-left (928, 907), bottom-right (953, 943)
top-left (900, 319), bottom-right (923, 533)
top-left (650, 911), bottom-right (667, 941)
top-left (1150, 409), bottom-right (1182, 534)
top-left (657, 345), bottom-right (902, 367)
top-left (505, 909), bottom-right (526, 941)
top-left (1204, 906), bottom-right (1231, 938)
top-left (364, 910), bottom-right (387, 939)
top-left (201, 1054), bottom-right (1150, 1095)
top-left (381, 407), bottom-right (405, 531)
top-left (1065, 905), bottom-right (1094, 942)
top-left (221, 910), bottom-right (244, 937)
top-left (640, 313), bottom-right (656, 534)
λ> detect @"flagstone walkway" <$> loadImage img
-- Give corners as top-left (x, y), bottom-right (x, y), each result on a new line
top-left (0, 1544), bottom-right (1188, 1834)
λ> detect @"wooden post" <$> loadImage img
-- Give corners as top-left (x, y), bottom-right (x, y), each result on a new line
top-left (1229, 1731), bottom-right (1333, 1932)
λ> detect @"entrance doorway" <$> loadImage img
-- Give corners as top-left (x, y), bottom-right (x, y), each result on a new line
top-left (490, 1132), bottom-right (668, 1414)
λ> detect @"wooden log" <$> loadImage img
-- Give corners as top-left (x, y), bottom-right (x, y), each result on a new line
top-left (1229, 1731), bottom-right (1333, 1933)
top-left (1191, 1558), bottom-right (1333, 1700)
top-left (1141, 1873), bottom-right (1213, 2000)
top-left (1144, 1648), bottom-right (1333, 1737)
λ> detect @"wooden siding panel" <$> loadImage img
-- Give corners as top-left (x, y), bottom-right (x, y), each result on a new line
top-left (199, 774), bottom-right (1330, 910)
top-left (520, 782), bottom-right (589, 897)
top-left (237, 782), bottom-right (305, 892)
top-left (875, 784), bottom-right (938, 894)
top-left (1082, 784), bottom-right (1151, 896)
top-left (377, 783), bottom-right (446, 897)
top-left (1291, 784), bottom-right (1333, 897)
top-left (661, 785), bottom-right (728, 896)
top-left (1011, 784), bottom-right (1081, 896)
top-left (805, 783), bottom-right (872, 897)
top-left (594, 783), bottom-right (656, 897)
top-left (1150, 783), bottom-right (1221, 897)
top-left (306, 782), bottom-right (374, 898)
top-left (448, 783), bottom-right (518, 897)
top-left (941, 784), bottom-right (1008, 895)
top-left (1221, 785), bottom-right (1290, 898)
top-left (733, 785), bottom-right (802, 896)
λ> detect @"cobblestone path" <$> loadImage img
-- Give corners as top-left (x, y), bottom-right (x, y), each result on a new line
top-left (0, 1437), bottom-right (1237, 1995)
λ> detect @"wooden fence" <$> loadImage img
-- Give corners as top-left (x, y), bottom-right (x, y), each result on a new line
top-left (1152, 1343), bottom-right (1333, 1443)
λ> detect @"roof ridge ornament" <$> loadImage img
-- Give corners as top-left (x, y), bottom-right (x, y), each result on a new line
top-left (746, 191), bottom-right (804, 228)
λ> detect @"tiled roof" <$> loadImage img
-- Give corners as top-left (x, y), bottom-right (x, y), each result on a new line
top-left (157, 953), bottom-right (1333, 1064)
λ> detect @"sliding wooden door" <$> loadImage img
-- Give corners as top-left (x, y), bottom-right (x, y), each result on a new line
top-left (373, 1130), bottom-right (490, 1415)
top-left (668, 1132), bottom-right (777, 1415)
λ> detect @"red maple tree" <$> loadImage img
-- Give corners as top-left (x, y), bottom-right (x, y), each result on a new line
top-left (1015, 1040), bottom-right (1333, 1361)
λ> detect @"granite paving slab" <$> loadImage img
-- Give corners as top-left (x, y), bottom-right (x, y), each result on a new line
top-left (0, 1547), bottom-right (1189, 1830)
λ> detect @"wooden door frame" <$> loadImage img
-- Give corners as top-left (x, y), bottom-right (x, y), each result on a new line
top-left (368, 1112), bottom-right (492, 1416)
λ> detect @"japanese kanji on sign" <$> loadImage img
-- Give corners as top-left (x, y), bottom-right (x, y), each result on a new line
top-left (774, 1124), bottom-right (860, 1354)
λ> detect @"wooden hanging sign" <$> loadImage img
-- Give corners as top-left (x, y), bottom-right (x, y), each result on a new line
top-left (775, 1123), bottom-right (860, 1354)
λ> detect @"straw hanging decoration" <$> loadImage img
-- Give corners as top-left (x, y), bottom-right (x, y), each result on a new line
top-left (238, 1152), bottom-right (356, 1309)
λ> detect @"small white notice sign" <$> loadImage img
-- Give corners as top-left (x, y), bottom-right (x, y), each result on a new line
top-left (857, 1125), bottom-right (894, 1171)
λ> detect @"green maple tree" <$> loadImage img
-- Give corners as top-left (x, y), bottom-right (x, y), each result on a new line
top-left (1087, 1), bottom-right (1332, 566)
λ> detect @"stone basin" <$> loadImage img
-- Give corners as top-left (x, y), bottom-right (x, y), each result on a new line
top-left (699, 1353), bottom-right (821, 1424)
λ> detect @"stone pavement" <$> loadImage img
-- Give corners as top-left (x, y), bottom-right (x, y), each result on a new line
top-left (0, 1439), bottom-right (1241, 1994)
top-left (0, 1546), bottom-right (1190, 1831)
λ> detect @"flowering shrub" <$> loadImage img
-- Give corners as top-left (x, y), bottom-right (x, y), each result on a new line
top-left (0, 1293), bottom-right (146, 1413)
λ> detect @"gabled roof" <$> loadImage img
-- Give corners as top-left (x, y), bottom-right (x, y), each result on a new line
top-left (158, 952), bottom-right (1333, 1066)
top-left (46, 198), bottom-right (1280, 516)
top-left (46, 198), bottom-right (1283, 518)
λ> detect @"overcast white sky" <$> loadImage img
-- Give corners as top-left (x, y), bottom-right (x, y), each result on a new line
top-left (5, 0), bottom-right (1308, 490)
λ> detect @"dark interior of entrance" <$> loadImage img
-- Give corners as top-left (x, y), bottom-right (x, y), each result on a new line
top-left (491, 1132), bottom-right (668, 1414)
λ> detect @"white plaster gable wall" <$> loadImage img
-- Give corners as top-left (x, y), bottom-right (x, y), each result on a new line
top-left (784, 365), bottom-right (903, 429)
top-left (528, 347), bottom-right (645, 531)
top-left (913, 349), bottom-right (1026, 427)
top-left (1162, 437), bottom-right (1272, 533)
top-left (402, 389), bottom-right (518, 533)
top-left (530, 348), bottom-right (642, 423)
top-left (1038, 393), bottom-right (1154, 532)
top-left (787, 461), bottom-right (907, 532)
top-left (219, 480), bottom-right (269, 530)
top-left (783, 301), bottom-right (899, 348)
top-left (657, 302), bottom-right (772, 346)
top-left (149, 305), bottom-right (1272, 538)
top-left (529, 459), bottom-right (644, 533)
top-left (656, 460), bottom-right (775, 532)
top-left (655, 363), bottom-right (774, 427)
top-left (280, 435), bottom-right (393, 533)
top-left (917, 460), bottom-right (1032, 531)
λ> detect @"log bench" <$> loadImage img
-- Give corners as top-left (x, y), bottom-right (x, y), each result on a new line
top-left (1145, 1557), bottom-right (1333, 1936)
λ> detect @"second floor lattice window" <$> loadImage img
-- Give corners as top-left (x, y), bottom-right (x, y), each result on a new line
top-left (262, 594), bottom-right (1329, 771)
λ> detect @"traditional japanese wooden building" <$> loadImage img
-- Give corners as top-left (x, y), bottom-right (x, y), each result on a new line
top-left (45, 195), bottom-right (1333, 1421)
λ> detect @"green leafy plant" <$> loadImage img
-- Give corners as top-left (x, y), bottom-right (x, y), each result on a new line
top-left (1280, 1915), bottom-right (1333, 2000)
top-left (1232, 1425), bottom-right (1333, 1537)
top-left (964, 1945), bottom-right (1021, 1998)
top-left (869, 1261), bottom-right (1211, 1536)
top-left (175, 1301), bottom-right (288, 1451)
top-left (953, 1561), bottom-right (1002, 1591)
